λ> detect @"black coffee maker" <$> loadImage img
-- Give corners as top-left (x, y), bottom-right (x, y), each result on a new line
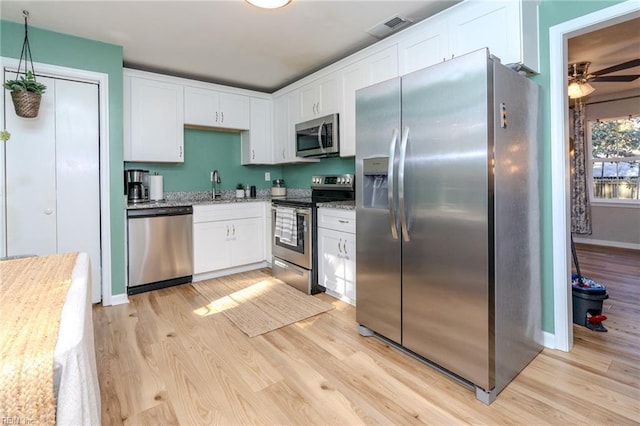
top-left (125, 169), bottom-right (149, 203)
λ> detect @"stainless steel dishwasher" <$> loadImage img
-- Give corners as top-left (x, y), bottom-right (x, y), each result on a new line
top-left (127, 206), bottom-right (193, 295)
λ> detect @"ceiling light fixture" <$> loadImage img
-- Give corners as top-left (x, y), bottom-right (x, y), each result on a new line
top-left (568, 62), bottom-right (596, 99)
top-left (568, 81), bottom-right (595, 99)
top-left (245, 0), bottom-right (292, 9)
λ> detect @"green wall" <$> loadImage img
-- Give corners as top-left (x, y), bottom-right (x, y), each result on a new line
top-left (0, 20), bottom-right (127, 295)
top-left (127, 129), bottom-right (283, 191)
top-left (535, 0), bottom-right (626, 332)
top-left (127, 129), bottom-right (354, 191)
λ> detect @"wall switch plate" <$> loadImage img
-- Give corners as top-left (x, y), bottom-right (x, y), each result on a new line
top-left (265, 172), bottom-right (271, 181)
top-left (210, 171), bottom-right (214, 182)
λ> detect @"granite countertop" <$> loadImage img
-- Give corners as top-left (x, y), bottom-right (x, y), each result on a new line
top-left (316, 200), bottom-right (355, 210)
top-left (126, 189), bottom-right (310, 210)
top-left (126, 190), bottom-right (273, 209)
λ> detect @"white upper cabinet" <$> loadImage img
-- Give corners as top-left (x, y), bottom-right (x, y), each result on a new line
top-left (447, 0), bottom-right (539, 73)
top-left (340, 45), bottom-right (399, 157)
top-left (184, 86), bottom-right (250, 130)
top-left (398, 18), bottom-right (448, 75)
top-left (298, 74), bottom-right (342, 122)
top-left (241, 97), bottom-right (273, 165)
top-left (124, 73), bottom-right (184, 162)
top-left (273, 91), bottom-right (319, 164)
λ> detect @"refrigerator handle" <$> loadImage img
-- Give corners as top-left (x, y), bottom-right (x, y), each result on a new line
top-left (388, 128), bottom-right (399, 240)
top-left (398, 126), bottom-right (410, 242)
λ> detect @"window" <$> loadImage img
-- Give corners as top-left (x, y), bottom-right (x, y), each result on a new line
top-left (588, 116), bottom-right (640, 202)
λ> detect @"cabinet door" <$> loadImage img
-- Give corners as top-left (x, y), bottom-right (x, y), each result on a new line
top-left (343, 234), bottom-right (356, 304)
top-left (127, 77), bottom-right (184, 162)
top-left (447, 1), bottom-right (528, 68)
top-left (193, 221), bottom-right (231, 273)
top-left (299, 84), bottom-right (319, 121)
top-left (318, 75), bottom-right (341, 116)
top-left (399, 20), bottom-right (448, 75)
top-left (317, 227), bottom-right (346, 294)
top-left (184, 86), bottom-right (219, 126)
top-left (231, 217), bottom-right (264, 267)
top-left (219, 92), bottom-right (250, 130)
top-left (273, 94), bottom-right (290, 164)
top-left (341, 46), bottom-right (398, 157)
top-left (242, 98), bottom-right (272, 164)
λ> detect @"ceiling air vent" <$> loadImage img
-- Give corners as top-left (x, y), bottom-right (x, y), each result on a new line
top-left (367, 15), bottom-right (412, 39)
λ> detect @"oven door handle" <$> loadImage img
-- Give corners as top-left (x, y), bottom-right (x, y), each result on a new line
top-left (271, 206), bottom-right (311, 217)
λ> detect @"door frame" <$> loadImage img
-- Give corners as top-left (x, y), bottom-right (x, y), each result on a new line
top-left (1, 58), bottom-right (112, 305)
top-left (548, 1), bottom-right (640, 351)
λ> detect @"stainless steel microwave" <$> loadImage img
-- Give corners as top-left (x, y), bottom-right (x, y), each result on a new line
top-left (295, 113), bottom-right (339, 158)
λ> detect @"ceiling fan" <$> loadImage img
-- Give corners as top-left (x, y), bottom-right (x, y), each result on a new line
top-left (567, 59), bottom-right (640, 99)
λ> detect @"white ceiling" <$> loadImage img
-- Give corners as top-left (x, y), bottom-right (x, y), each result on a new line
top-left (568, 17), bottom-right (640, 100)
top-left (0, 0), bottom-right (460, 92)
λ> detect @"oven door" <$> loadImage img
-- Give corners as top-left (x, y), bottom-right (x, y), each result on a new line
top-left (271, 205), bottom-right (312, 269)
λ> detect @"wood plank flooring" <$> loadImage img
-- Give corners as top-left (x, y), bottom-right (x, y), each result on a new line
top-left (94, 246), bottom-right (639, 425)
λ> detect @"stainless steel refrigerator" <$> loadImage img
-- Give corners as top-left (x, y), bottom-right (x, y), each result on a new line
top-left (355, 48), bottom-right (542, 404)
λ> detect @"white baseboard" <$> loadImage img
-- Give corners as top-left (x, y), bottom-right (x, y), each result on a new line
top-left (109, 293), bottom-right (129, 306)
top-left (192, 261), bottom-right (269, 283)
top-left (542, 331), bottom-right (556, 350)
top-left (573, 237), bottom-right (640, 250)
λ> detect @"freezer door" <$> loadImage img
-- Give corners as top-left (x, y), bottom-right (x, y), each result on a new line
top-left (355, 77), bottom-right (402, 344)
top-left (400, 49), bottom-right (492, 390)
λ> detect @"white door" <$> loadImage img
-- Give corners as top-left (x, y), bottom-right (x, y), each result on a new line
top-left (4, 75), bottom-right (102, 302)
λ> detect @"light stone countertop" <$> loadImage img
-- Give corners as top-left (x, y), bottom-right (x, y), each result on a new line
top-left (126, 189), bottom-right (311, 209)
top-left (316, 200), bottom-right (355, 210)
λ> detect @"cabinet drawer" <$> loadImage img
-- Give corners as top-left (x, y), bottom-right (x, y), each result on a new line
top-left (193, 203), bottom-right (263, 223)
top-left (317, 208), bottom-right (355, 233)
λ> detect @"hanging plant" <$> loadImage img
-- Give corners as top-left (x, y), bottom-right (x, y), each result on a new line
top-left (3, 11), bottom-right (47, 118)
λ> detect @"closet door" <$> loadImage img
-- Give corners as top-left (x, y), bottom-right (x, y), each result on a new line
top-left (5, 76), bottom-right (57, 256)
top-left (4, 76), bottom-right (101, 302)
top-left (55, 79), bottom-right (100, 300)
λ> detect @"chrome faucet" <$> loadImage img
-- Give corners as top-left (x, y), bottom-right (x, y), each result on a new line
top-left (212, 170), bottom-right (221, 199)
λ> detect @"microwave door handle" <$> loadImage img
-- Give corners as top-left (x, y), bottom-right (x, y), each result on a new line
top-left (317, 121), bottom-right (326, 154)
top-left (388, 128), bottom-right (399, 240)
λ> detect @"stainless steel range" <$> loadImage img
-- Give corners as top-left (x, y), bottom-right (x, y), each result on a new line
top-left (271, 174), bottom-right (354, 294)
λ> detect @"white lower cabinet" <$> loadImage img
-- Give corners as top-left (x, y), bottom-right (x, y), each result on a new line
top-left (193, 203), bottom-right (265, 275)
top-left (317, 208), bottom-right (356, 305)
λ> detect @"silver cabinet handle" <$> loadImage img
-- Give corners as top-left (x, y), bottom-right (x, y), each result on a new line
top-left (221, 111), bottom-right (224, 123)
top-left (388, 128), bottom-right (399, 240)
top-left (226, 225), bottom-right (229, 237)
top-left (216, 111), bottom-right (219, 122)
top-left (338, 219), bottom-right (349, 224)
top-left (282, 148), bottom-right (286, 159)
top-left (232, 224), bottom-right (235, 236)
top-left (179, 146), bottom-right (183, 158)
top-left (338, 238), bottom-right (342, 254)
top-left (342, 240), bottom-right (347, 255)
top-left (398, 126), bottom-right (410, 242)
top-left (252, 149), bottom-right (255, 160)
top-left (44, 208), bottom-right (53, 215)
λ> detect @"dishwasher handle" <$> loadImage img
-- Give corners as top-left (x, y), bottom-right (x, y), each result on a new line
top-left (127, 206), bottom-right (193, 218)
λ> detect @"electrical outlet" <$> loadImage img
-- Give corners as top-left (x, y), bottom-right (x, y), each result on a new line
top-left (210, 171), bottom-right (214, 182)
top-left (265, 172), bottom-right (271, 181)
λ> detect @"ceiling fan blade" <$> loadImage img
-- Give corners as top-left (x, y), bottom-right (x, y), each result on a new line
top-left (591, 59), bottom-right (640, 76)
top-left (591, 75), bottom-right (640, 82)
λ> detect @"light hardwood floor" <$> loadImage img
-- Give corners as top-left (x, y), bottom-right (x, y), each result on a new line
top-left (94, 245), bottom-right (639, 425)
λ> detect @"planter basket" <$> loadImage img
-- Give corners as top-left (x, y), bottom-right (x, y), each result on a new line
top-left (11, 91), bottom-right (42, 118)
